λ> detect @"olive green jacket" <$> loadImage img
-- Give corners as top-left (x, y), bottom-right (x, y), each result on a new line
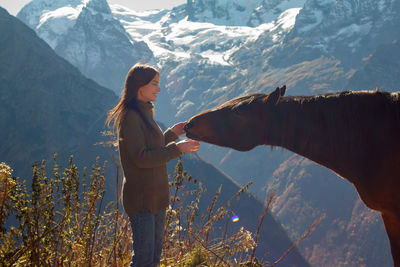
top-left (118, 101), bottom-right (180, 214)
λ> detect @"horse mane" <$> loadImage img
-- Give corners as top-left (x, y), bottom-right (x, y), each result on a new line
top-left (276, 90), bottom-right (400, 158)
top-left (219, 93), bottom-right (266, 109)
top-left (284, 90), bottom-right (400, 119)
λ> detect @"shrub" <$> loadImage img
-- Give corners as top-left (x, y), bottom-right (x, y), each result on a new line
top-left (0, 156), bottom-right (131, 266)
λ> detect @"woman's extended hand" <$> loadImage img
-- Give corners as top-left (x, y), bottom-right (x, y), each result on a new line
top-left (171, 122), bottom-right (186, 136)
top-left (177, 139), bottom-right (200, 153)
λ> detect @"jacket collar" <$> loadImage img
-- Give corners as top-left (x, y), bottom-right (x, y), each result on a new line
top-left (137, 100), bottom-right (154, 113)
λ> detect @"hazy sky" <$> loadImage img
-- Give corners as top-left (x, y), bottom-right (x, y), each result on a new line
top-left (0, 0), bottom-right (186, 15)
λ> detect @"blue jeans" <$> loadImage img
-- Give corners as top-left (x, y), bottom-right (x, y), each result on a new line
top-left (128, 209), bottom-right (166, 267)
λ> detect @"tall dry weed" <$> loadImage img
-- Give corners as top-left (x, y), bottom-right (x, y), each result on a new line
top-left (0, 154), bottom-right (322, 267)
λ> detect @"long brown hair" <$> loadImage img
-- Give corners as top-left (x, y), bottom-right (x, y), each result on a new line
top-left (106, 63), bottom-right (159, 133)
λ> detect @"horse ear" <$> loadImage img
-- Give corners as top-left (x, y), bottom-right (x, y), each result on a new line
top-left (265, 85), bottom-right (286, 104)
top-left (280, 85), bottom-right (286, 96)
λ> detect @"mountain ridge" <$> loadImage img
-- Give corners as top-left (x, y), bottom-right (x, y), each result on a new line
top-left (0, 5), bottom-right (118, 180)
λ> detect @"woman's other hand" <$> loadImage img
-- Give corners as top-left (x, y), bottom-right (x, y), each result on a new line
top-left (171, 122), bottom-right (186, 136)
top-left (177, 139), bottom-right (200, 153)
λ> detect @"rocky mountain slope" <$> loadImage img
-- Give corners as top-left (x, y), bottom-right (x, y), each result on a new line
top-left (17, 0), bottom-right (153, 92)
top-left (186, 0), bottom-right (307, 26)
top-left (0, 5), bottom-right (118, 182)
top-left (347, 40), bottom-right (400, 91)
top-left (265, 155), bottom-right (392, 266)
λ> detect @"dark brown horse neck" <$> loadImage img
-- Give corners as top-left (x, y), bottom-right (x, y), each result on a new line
top-left (265, 90), bottom-right (400, 266)
top-left (265, 90), bottom-right (400, 193)
top-left (265, 92), bottom-right (400, 267)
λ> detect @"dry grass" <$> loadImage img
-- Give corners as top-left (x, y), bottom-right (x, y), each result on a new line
top-left (0, 156), bottom-right (132, 266)
top-left (0, 154), bottom-right (322, 267)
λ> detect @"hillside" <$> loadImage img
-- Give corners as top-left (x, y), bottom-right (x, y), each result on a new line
top-left (266, 155), bottom-right (392, 266)
top-left (347, 40), bottom-right (400, 91)
top-left (168, 153), bottom-right (310, 266)
top-left (0, 6), bottom-right (118, 184)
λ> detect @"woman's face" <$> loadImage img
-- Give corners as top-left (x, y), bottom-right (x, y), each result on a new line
top-left (137, 73), bottom-right (160, 102)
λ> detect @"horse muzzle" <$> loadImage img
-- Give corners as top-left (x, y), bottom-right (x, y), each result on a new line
top-left (183, 121), bottom-right (194, 133)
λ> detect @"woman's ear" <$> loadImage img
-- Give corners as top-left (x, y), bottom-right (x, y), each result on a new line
top-left (264, 85), bottom-right (286, 105)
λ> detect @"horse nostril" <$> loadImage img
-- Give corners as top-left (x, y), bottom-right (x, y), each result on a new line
top-left (184, 122), bottom-right (193, 132)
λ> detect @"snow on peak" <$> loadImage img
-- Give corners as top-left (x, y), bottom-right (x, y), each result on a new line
top-left (295, 0), bottom-right (395, 34)
top-left (112, 2), bottom-right (302, 66)
top-left (17, 0), bottom-right (82, 28)
top-left (18, 0), bottom-right (305, 66)
top-left (288, 0), bottom-right (398, 54)
top-left (17, 0), bottom-right (114, 48)
top-left (17, 0), bottom-right (112, 27)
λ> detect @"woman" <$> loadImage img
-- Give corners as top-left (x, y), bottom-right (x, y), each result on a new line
top-left (106, 64), bottom-right (200, 266)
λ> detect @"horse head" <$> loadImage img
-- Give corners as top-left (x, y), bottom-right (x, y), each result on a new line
top-left (184, 86), bottom-right (286, 151)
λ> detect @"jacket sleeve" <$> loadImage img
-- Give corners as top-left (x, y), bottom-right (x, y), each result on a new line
top-left (164, 128), bottom-right (179, 144)
top-left (121, 112), bottom-right (181, 168)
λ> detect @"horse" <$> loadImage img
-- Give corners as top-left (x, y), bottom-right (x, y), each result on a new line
top-left (184, 86), bottom-right (400, 266)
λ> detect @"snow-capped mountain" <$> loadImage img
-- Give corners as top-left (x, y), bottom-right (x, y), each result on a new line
top-left (271, 0), bottom-right (400, 67)
top-left (112, 1), bottom-right (303, 65)
top-left (111, 1), bottom-right (306, 121)
top-left (16, 0), bottom-right (400, 117)
top-left (17, 0), bottom-right (306, 95)
top-left (17, 0), bottom-right (154, 92)
top-left (111, 1), bottom-right (301, 119)
top-left (224, 0), bottom-right (400, 98)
